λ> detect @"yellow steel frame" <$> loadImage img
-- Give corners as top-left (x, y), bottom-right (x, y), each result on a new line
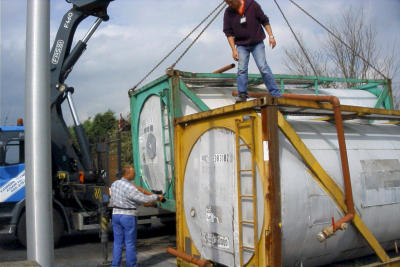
top-left (175, 109), bottom-right (267, 267)
top-left (174, 96), bottom-right (400, 266)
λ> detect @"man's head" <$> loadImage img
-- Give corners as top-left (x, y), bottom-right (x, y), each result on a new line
top-left (225, 0), bottom-right (241, 9)
top-left (122, 164), bottom-right (135, 181)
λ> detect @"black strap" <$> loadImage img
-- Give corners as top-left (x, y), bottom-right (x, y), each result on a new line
top-left (112, 206), bottom-right (136, 211)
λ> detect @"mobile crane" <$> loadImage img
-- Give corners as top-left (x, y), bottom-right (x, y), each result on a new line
top-left (0, 0), bottom-right (115, 246)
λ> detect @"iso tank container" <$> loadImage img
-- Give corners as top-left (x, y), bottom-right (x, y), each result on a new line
top-left (174, 97), bottom-right (400, 266)
top-left (128, 70), bottom-right (392, 212)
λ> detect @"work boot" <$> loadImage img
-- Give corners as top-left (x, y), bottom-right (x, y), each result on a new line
top-left (235, 93), bottom-right (248, 103)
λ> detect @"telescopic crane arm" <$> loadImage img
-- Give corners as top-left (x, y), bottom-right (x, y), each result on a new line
top-left (49, 0), bottom-right (113, 183)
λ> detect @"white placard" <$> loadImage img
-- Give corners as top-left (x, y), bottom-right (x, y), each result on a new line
top-left (0, 170), bottom-right (25, 202)
top-left (263, 141), bottom-right (269, 161)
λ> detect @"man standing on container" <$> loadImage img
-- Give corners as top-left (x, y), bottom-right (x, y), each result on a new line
top-left (110, 164), bottom-right (163, 267)
top-left (223, 0), bottom-right (282, 102)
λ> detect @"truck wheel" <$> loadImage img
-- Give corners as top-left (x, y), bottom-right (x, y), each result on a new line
top-left (17, 209), bottom-right (65, 247)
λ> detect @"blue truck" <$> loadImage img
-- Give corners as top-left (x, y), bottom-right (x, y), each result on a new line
top-left (0, 0), bottom-right (113, 247)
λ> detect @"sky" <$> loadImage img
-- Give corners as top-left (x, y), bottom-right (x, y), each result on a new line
top-left (1, 0), bottom-right (399, 125)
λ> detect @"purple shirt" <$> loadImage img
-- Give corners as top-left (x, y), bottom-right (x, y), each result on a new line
top-left (223, 0), bottom-right (270, 46)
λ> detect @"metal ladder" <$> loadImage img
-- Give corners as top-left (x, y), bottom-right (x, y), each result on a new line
top-left (160, 96), bottom-right (174, 186)
top-left (235, 116), bottom-right (258, 267)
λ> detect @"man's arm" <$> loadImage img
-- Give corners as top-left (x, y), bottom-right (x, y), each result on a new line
top-left (227, 36), bottom-right (239, 61)
top-left (254, 1), bottom-right (276, 49)
top-left (127, 185), bottom-right (160, 204)
top-left (223, 9), bottom-right (238, 61)
top-left (135, 184), bottom-right (152, 196)
top-left (134, 184), bottom-right (164, 206)
top-left (264, 24), bottom-right (276, 49)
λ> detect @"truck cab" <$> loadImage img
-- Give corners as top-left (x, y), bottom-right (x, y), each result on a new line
top-left (0, 125), bottom-right (25, 235)
top-left (0, 122), bottom-right (109, 246)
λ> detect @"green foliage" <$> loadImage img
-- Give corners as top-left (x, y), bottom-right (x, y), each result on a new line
top-left (85, 110), bottom-right (117, 144)
top-left (68, 110), bottom-right (133, 167)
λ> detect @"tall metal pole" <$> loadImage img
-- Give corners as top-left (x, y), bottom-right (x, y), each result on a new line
top-left (0, 1), bottom-right (3, 124)
top-left (25, 0), bottom-right (54, 266)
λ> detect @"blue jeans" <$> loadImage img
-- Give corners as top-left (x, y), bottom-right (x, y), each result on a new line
top-left (237, 42), bottom-right (282, 97)
top-left (112, 214), bottom-right (138, 267)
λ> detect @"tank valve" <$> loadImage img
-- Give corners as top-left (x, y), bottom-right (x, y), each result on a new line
top-left (317, 223), bottom-right (348, 242)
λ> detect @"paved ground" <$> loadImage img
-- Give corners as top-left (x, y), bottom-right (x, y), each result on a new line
top-left (0, 222), bottom-right (176, 267)
top-left (2, 222), bottom-right (396, 266)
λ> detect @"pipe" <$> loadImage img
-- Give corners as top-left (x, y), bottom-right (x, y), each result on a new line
top-left (232, 91), bottom-right (356, 240)
top-left (213, 63), bottom-right (235, 73)
top-left (166, 248), bottom-right (213, 267)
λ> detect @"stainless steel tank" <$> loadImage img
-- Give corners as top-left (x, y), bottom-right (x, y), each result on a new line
top-left (136, 79), bottom-right (382, 201)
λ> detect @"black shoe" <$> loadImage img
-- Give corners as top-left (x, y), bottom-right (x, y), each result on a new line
top-left (235, 93), bottom-right (247, 103)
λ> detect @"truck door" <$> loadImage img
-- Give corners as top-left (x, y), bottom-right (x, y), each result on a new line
top-left (0, 139), bottom-right (25, 203)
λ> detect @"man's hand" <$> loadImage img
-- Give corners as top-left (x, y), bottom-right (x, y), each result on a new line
top-left (232, 49), bottom-right (239, 61)
top-left (227, 36), bottom-right (238, 61)
top-left (269, 36), bottom-right (276, 49)
top-left (158, 194), bottom-right (166, 203)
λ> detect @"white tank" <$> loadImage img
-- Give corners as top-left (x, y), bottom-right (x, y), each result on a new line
top-left (137, 83), bottom-right (382, 193)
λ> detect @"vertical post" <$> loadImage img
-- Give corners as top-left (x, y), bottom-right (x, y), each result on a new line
top-left (387, 79), bottom-right (394, 110)
top-left (280, 79), bottom-right (285, 94)
top-left (116, 131), bottom-right (122, 180)
top-left (314, 79), bottom-right (319, 95)
top-left (169, 71), bottom-right (183, 118)
top-left (25, 0), bottom-right (53, 266)
top-left (261, 96), bottom-right (282, 266)
top-left (105, 134), bottom-right (110, 186)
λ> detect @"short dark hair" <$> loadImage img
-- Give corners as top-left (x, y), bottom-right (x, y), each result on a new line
top-left (122, 164), bottom-right (133, 176)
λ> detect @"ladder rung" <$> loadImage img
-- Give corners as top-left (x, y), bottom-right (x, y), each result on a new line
top-left (241, 245), bottom-right (255, 251)
top-left (240, 220), bottom-right (256, 225)
top-left (239, 169), bottom-right (252, 172)
top-left (239, 195), bottom-right (255, 198)
top-left (239, 144), bottom-right (251, 147)
top-left (237, 124), bottom-right (251, 129)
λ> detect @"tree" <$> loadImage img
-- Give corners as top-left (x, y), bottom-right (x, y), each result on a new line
top-left (69, 110), bottom-right (133, 167)
top-left (283, 34), bottom-right (329, 77)
top-left (86, 110), bottom-right (118, 144)
top-left (283, 7), bottom-right (400, 90)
